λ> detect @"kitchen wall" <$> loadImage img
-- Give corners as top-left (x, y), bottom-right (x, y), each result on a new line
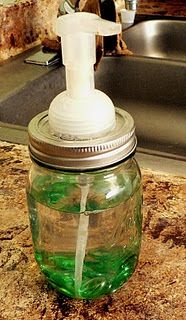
top-left (137, 0), bottom-right (186, 17)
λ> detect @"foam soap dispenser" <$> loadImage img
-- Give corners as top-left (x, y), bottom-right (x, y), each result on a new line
top-left (27, 12), bottom-right (142, 299)
top-left (49, 12), bottom-right (119, 139)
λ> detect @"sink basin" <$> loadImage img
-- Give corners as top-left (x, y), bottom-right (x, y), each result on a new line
top-left (96, 56), bottom-right (186, 159)
top-left (0, 34), bottom-right (186, 160)
top-left (123, 20), bottom-right (186, 62)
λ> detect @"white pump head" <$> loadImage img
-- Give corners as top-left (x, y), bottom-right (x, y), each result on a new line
top-left (49, 12), bottom-right (121, 139)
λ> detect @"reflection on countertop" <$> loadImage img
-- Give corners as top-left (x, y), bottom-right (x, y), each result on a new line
top-left (0, 141), bottom-right (185, 320)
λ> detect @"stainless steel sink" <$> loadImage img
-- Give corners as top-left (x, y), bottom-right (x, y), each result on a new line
top-left (96, 56), bottom-right (186, 159)
top-left (124, 20), bottom-right (186, 62)
top-left (0, 33), bottom-right (186, 161)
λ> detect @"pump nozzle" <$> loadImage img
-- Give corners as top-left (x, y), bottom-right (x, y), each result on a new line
top-left (49, 12), bottom-right (121, 139)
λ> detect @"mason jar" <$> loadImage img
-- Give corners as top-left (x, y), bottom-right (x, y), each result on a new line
top-left (26, 108), bottom-right (142, 299)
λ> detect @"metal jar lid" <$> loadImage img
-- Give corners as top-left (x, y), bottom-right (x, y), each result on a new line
top-left (28, 108), bottom-right (136, 170)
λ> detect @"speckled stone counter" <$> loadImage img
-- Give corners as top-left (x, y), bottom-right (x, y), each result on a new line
top-left (0, 141), bottom-right (186, 320)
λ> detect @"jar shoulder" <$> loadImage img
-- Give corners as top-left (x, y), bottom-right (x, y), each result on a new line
top-left (27, 158), bottom-right (141, 211)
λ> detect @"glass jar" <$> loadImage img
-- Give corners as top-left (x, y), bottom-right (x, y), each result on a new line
top-left (27, 156), bottom-right (142, 299)
top-left (26, 109), bottom-right (142, 299)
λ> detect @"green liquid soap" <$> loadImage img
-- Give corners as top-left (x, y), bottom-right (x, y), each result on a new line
top-left (35, 248), bottom-right (138, 299)
top-left (27, 173), bottom-right (142, 299)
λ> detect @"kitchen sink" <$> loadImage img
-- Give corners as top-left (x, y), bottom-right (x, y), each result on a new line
top-left (0, 21), bottom-right (186, 162)
top-left (123, 20), bottom-right (186, 62)
top-left (96, 56), bottom-right (186, 159)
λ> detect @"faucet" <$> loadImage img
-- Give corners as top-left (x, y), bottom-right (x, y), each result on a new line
top-left (125, 0), bottom-right (137, 11)
top-left (118, 0), bottom-right (137, 30)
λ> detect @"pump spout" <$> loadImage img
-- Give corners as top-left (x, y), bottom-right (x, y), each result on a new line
top-left (56, 12), bottom-right (121, 38)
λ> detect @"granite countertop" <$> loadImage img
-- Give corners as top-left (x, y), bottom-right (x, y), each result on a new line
top-left (137, 0), bottom-right (186, 17)
top-left (0, 141), bottom-right (186, 320)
